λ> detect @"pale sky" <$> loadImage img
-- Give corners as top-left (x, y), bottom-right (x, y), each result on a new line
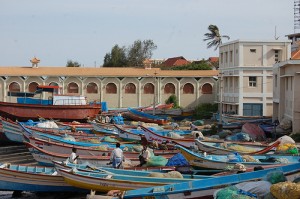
top-left (0, 0), bottom-right (294, 67)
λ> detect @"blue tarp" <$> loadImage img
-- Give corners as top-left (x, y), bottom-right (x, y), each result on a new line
top-left (166, 153), bottom-right (189, 166)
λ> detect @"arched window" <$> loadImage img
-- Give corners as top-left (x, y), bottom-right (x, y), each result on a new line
top-left (9, 82), bottom-right (20, 92)
top-left (183, 83), bottom-right (194, 94)
top-left (87, 82), bottom-right (98, 94)
top-left (202, 83), bottom-right (213, 94)
top-left (144, 83), bottom-right (154, 94)
top-left (28, 82), bottom-right (39, 93)
top-left (106, 83), bottom-right (117, 94)
top-left (68, 82), bottom-right (79, 93)
top-left (164, 83), bottom-right (175, 94)
top-left (49, 82), bottom-right (59, 94)
top-left (125, 83), bottom-right (136, 94)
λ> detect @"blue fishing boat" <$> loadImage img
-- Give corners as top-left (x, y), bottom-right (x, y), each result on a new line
top-left (125, 108), bottom-right (170, 125)
top-left (0, 162), bottom-right (87, 192)
top-left (118, 162), bottom-right (300, 198)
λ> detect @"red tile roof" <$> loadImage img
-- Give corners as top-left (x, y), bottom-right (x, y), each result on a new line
top-left (162, 56), bottom-right (190, 67)
top-left (208, 57), bottom-right (219, 63)
top-left (291, 49), bottom-right (300, 60)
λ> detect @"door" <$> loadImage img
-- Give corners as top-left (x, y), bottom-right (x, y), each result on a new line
top-left (243, 103), bottom-right (263, 116)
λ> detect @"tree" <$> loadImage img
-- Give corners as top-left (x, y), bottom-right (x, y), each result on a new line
top-left (103, 45), bottom-right (127, 67)
top-left (127, 40), bottom-right (157, 67)
top-left (66, 60), bottom-right (81, 67)
top-left (203, 25), bottom-right (230, 50)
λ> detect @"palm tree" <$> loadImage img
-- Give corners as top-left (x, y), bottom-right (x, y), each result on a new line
top-left (203, 25), bottom-right (230, 50)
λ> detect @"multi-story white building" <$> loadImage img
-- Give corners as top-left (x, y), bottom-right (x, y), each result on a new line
top-left (219, 40), bottom-right (291, 116)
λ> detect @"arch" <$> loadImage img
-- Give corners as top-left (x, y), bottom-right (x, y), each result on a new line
top-left (183, 83), bottom-right (194, 94)
top-left (201, 83), bottom-right (213, 94)
top-left (164, 83), bottom-right (175, 94)
top-left (49, 82), bottom-right (59, 94)
top-left (125, 83), bottom-right (136, 94)
top-left (86, 82), bottom-right (98, 94)
top-left (28, 82), bottom-right (39, 93)
top-left (67, 82), bottom-right (79, 93)
top-left (9, 82), bottom-right (21, 92)
top-left (144, 83), bottom-right (154, 94)
top-left (106, 83), bottom-right (117, 94)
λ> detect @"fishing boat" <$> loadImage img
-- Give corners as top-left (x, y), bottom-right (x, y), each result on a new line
top-left (141, 125), bottom-right (195, 148)
top-left (242, 122), bottom-right (266, 141)
top-left (124, 108), bottom-right (170, 125)
top-left (195, 139), bottom-right (279, 155)
top-left (24, 141), bottom-right (141, 167)
top-left (114, 124), bottom-right (142, 142)
top-left (117, 162), bottom-right (300, 199)
top-left (0, 162), bottom-right (87, 192)
top-left (177, 145), bottom-right (299, 170)
top-left (26, 135), bottom-right (178, 159)
top-left (89, 121), bottom-right (119, 135)
top-left (56, 166), bottom-right (206, 193)
top-left (0, 85), bottom-right (101, 121)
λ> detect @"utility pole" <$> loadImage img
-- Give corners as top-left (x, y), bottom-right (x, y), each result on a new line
top-left (218, 72), bottom-right (223, 132)
top-left (153, 71), bottom-right (158, 115)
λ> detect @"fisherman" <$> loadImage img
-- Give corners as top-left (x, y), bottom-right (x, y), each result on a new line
top-left (68, 148), bottom-right (79, 164)
top-left (108, 142), bottom-right (124, 168)
top-left (138, 145), bottom-right (151, 167)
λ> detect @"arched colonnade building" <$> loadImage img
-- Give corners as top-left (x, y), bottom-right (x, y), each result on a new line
top-left (0, 66), bottom-right (219, 111)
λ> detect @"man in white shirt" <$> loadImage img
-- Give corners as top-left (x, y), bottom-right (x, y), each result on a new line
top-left (109, 143), bottom-right (124, 168)
top-left (138, 145), bottom-right (151, 167)
top-left (68, 148), bottom-right (79, 164)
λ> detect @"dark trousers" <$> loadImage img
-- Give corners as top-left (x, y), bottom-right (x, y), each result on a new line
top-left (139, 155), bottom-right (147, 166)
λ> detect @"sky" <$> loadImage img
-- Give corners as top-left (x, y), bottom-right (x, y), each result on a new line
top-left (0, 0), bottom-right (295, 67)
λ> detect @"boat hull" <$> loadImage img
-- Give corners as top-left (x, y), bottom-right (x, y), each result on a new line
top-left (0, 101), bottom-right (100, 121)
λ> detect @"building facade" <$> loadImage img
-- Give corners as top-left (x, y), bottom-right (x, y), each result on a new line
top-left (0, 66), bottom-right (218, 111)
top-left (219, 40), bottom-right (291, 116)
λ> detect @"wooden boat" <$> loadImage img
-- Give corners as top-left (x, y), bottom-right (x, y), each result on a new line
top-left (143, 108), bottom-right (182, 116)
top-left (125, 108), bottom-right (170, 125)
top-left (0, 85), bottom-right (101, 122)
top-left (27, 135), bottom-right (178, 159)
top-left (195, 139), bottom-right (279, 155)
top-left (114, 124), bottom-right (142, 142)
top-left (24, 141), bottom-right (141, 167)
top-left (56, 166), bottom-right (205, 193)
top-left (1, 119), bottom-right (23, 143)
top-left (142, 103), bottom-right (174, 111)
top-left (89, 121), bottom-right (119, 135)
top-left (52, 160), bottom-right (211, 180)
top-left (141, 125), bottom-right (195, 148)
top-left (0, 162), bottom-right (87, 192)
top-left (242, 122), bottom-right (266, 141)
top-left (177, 145), bottom-right (299, 170)
top-left (118, 162), bottom-right (300, 199)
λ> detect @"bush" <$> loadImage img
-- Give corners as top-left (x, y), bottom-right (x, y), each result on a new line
top-left (165, 94), bottom-right (180, 108)
top-left (194, 103), bottom-right (218, 119)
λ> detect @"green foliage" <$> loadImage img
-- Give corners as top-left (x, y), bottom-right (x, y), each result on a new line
top-left (203, 24), bottom-right (230, 50)
top-left (103, 40), bottom-right (157, 67)
top-left (170, 62), bottom-right (212, 70)
top-left (103, 45), bottom-right (127, 67)
top-left (165, 94), bottom-right (180, 108)
top-left (194, 103), bottom-right (218, 119)
top-left (66, 60), bottom-right (81, 67)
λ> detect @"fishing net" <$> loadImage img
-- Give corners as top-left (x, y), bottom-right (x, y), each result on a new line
top-left (242, 155), bottom-right (258, 162)
top-left (146, 156), bottom-right (168, 167)
top-left (227, 145), bottom-right (257, 153)
top-left (63, 134), bottom-right (76, 141)
top-left (167, 132), bottom-right (183, 139)
top-left (148, 171), bottom-right (183, 179)
top-left (93, 145), bottom-right (108, 151)
top-left (166, 153), bottom-right (189, 167)
top-left (227, 152), bottom-right (243, 162)
top-left (276, 143), bottom-right (299, 155)
top-left (102, 136), bottom-right (118, 143)
top-left (270, 182), bottom-right (300, 199)
top-left (215, 186), bottom-right (257, 199)
top-left (193, 120), bottom-right (204, 126)
top-left (263, 170), bottom-right (287, 184)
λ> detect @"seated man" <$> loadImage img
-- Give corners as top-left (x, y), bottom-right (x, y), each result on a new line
top-left (138, 145), bottom-right (151, 167)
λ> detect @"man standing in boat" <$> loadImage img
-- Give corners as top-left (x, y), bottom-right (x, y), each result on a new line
top-left (68, 148), bottom-right (79, 164)
top-left (109, 142), bottom-right (124, 168)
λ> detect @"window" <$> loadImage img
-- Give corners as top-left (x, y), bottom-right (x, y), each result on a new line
top-left (220, 53), bottom-right (223, 64)
top-left (144, 83), bottom-right (154, 94)
top-left (249, 76), bottom-right (257, 87)
top-left (67, 82), bottom-right (79, 93)
top-left (291, 77), bottom-right (293, 90)
top-left (124, 83), bottom-right (136, 94)
top-left (201, 83), bottom-right (212, 94)
top-left (250, 49), bottom-right (256, 53)
top-left (286, 78), bottom-right (288, 90)
top-left (183, 83), bottom-right (194, 94)
top-left (49, 82), bottom-right (59, 94)
top-left (274, 50), bottom-right (279, 62)
top-left (106, 83), bottom-right (117, 94)
top-left (9, 82), bottom-right (20, 92)
top-left (86, 82), bottom-right (98, 94)
top-left (164, 83), bottom-right (175, 94)
top-left (230, 51), bottom-right (233, 62)
top-left (275, 75), bottom-right (277, 87)
top-left (225, 52), bottom-right (228, 63)
top-left (28, 82), bottom-right (39, 92)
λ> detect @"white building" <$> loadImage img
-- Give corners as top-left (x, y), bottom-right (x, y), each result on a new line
top-left (219, 40), bottom-right (291, 116)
